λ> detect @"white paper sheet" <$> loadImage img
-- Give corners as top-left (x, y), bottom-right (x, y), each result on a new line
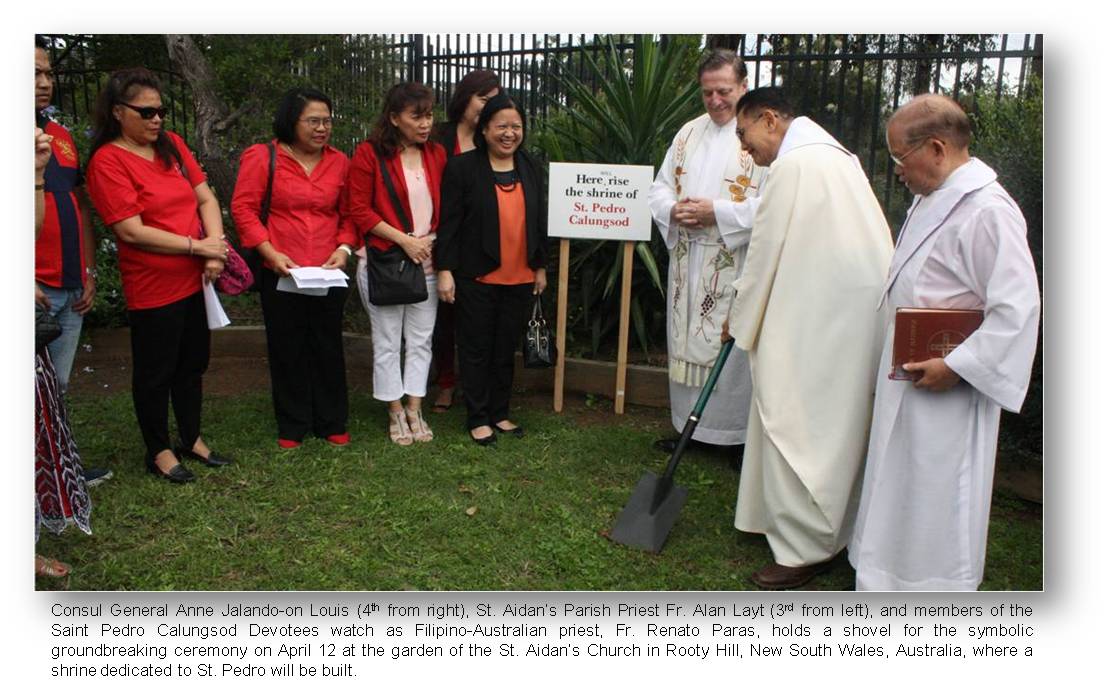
top-left (276, 276), bottom-right (328, 296)
top-left (202, 277), bottom-right (231, 329)
top-left (289, 266), bottom-right (349, 288)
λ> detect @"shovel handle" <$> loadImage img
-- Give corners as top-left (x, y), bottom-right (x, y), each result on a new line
top-left (691, 339), bottom-right (734, 417)
top-left (658, 339), bottom-right (736, 486)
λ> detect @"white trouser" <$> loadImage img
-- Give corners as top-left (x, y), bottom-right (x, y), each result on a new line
top-left (358, 259), bottom-right (438, 402)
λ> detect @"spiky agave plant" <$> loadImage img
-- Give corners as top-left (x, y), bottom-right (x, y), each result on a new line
top-left (537, 34), bottom-right (702, 356)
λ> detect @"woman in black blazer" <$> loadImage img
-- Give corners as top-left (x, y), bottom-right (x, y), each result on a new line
top-left (434, 94), bottom-right (547, 445)
top-left (429, 70), bottom-right (500, 412)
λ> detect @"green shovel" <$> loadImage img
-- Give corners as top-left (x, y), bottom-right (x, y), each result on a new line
top-left (609, 339), bottom-right (735, 553)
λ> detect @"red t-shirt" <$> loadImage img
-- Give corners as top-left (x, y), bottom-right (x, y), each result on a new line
top-left (230, 142), bottom-right (356, 268)
top-left (86, 132), bottom-right (205, 310)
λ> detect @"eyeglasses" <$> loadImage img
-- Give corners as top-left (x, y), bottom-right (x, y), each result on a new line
top-left (300, 117), bottom-right (333, 129)
top-left (735, 110), bottom-right (770, 143)
top-left (889, 139), bottom-right (930, 167)
top-left (119, 102), bottom-right (169, 120)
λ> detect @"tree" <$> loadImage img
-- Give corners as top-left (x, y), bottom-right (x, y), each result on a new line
top-left (165, 34), bottom-right (250, 206)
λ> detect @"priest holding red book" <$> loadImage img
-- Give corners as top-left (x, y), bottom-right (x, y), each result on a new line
top-left (848, 94), bottom-right (1041, 591)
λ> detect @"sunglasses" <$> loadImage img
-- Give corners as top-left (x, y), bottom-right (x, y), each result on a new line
top-left (119, 102), bottom-right (169, 120)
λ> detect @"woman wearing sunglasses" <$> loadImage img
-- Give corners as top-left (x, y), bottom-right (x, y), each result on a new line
top-left (86, 68), bottom-right (232, 483)
top-left (231, 88), bottom-right (356, 450)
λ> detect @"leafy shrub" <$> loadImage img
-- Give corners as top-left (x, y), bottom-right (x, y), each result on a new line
top-left (968, 79), bottom-right (1043, 464)
top-left (534, 35), bottom-right (703, 357)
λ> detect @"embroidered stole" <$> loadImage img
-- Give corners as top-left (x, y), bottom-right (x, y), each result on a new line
top-left (668, 115), bottom-right (761, 386)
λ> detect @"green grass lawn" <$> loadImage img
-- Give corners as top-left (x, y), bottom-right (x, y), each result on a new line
top-left (36, 391), bottom-right (1042, 591)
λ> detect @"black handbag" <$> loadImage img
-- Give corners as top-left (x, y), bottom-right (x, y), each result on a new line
top-left (36, 302), bottom-right (61, 352)
top-left (523, 294), bottom-right (556, 368)
top-left (364, 149), bottom-right (428, 306)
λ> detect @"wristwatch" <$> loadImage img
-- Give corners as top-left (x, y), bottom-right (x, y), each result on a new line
top-left (85, 266), bottom-right (98, 281)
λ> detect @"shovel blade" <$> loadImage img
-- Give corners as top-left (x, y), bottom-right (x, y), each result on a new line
top-left (609, 472), bottom-right (689, 553)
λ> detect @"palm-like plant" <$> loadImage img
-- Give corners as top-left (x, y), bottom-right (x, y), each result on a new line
top-left (535, 35), bottom-right (703, 357)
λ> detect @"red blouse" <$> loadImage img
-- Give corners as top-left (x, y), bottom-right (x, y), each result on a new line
top-left (86, 132), bottom-right (205, 311)
top-left (230, 142), bottom-right (357, 268)
top-left (345, 141), bottom-right (447, 252)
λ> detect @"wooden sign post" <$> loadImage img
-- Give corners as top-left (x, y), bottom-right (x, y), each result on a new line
top-left (548, 163), bottom-right (654, 414)
top-left (614, 241), bottom-right (635, 414)
top-left (553, 238), bottom-right (570, 413)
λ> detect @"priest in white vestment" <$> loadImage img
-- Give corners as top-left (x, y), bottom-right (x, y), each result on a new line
top-left (849, 95), bottom-right (1040, 591)
top-left (723, 87), bottom-right (894, 589)
top-left (647, 49), bottom-right (766, 461)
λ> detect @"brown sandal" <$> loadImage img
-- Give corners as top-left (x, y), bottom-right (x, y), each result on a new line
top-left (35, 555), bottom-right (71, 579)
top-left (388, 411), bottom-right (414, 446)
top-left (406, 409), bottom-right (434, 442)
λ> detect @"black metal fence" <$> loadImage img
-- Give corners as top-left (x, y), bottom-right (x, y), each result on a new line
top-left (42, 33), bottom-right (1041, 210)
top-left (407, 34), bottom-right (639, 121)
top-left (725, 34), bottom-right (1042, 210)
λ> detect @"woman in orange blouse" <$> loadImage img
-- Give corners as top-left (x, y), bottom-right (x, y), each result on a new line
top-left (433, 94), bottom-right (547, 445)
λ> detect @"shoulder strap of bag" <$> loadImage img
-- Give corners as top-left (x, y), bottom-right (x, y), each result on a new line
top-left (375, 144), bottom-right (413, 234)
top-left (260, 141), bottom-right (276, 226)
top-left (168, 138), bottom-right (188, 180)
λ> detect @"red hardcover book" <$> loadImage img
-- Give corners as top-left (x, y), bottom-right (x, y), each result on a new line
top-left (890, 307), bottom-right (984, 380)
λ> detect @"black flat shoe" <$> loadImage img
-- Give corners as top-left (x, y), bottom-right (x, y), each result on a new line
top-left (176, 446), bottom-right (233, 468)
top-left (147, 461), bottom-right (195, 483)
top-left (493, 423), bottom-right (525, 438)
top-left (470, 432), bottom-right (497, 446)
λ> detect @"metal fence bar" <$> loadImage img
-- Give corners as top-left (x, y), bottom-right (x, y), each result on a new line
top-left (867, 34), bottom-right (885, 180)
top-left (885, 34), bottom-right (907, 210)
top-left (836, 35), bottom-right (849, 139)
top-left (46, 32), bottom-right (1042, 193)
top-left (996, 33), bottom-right (1008, 102)
top-left (852, 36), bottom-right (866, 152)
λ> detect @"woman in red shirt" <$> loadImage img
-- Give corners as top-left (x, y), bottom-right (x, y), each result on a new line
top-left (86, 68), bottom-right (232, 484)
top-left (231, 88), bottom-right (356, 449)
top-left (347, 83), bottom-right (447, 445)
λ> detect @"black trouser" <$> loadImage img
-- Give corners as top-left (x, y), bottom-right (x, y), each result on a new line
top-left (128, 291), bottom-right (210, 465)
top-left (455, 278), bottom-right (532, 430)
top-left (431, 299), bottom-right (457, 389)
top-left (259, 268), bottom-right (349, 441)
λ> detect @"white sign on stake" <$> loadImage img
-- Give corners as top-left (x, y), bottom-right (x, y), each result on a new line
top-left (547, 162), bottom-right (654, 242)
top-left (546, 161), bottom-right (655, 415)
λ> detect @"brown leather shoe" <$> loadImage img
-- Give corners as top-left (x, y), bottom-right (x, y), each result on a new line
top-left (750, 558), bottom-right (836, 589)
